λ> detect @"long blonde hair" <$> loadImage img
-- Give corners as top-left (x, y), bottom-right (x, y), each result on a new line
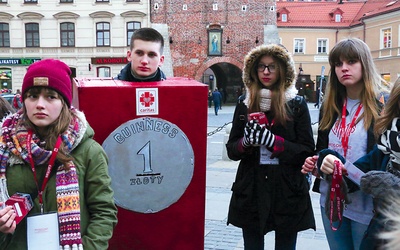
top-left (319, 38), bottom-right (388, 131)
top-left (374, 78), bottom-right (399, 138)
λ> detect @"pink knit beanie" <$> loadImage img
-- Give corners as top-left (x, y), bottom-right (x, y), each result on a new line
top-left (22, 59), bottom-right (72, 107)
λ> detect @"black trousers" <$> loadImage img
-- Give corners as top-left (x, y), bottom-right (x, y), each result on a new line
top-left (242, 227), bottom-right (298, 250)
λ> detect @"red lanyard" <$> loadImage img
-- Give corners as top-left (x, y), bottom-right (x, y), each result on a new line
top-left (27, 130), bottom-right (62, 214)
top-left (330, 160), bottom-right (344, 231)
top-left (341, 99), bottom-right (363, 158)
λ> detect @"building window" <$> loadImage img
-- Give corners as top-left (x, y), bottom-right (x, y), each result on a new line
top-left (126, 0), bottom-right (140, 2)
top-left (96, 22), bottom-right (110, 47)
top-left (97, 66), bottom-right (111, 77)
top-left (60, 22), bottom-right (75, 47)
top-left (25, 23), bottom-right (40, 47)
top-left (60, 0), bottom-right (73, 2)
top-left (24, 0), bottom-right (38, 3)
top-left (294, 39), bottom-right (305, 54)
top-left (335, 14), bottom-right (341, 22)
top-left (127, 21), bottom-right (141, 46)
top-left (95, 0), bottom-right (109, 2)
top-left (382, 28), bottom-right (392, 49)
top-left (0, 0), bottom-right (8, 2)
top-left (282, 13), bottom-right (287, 22)
top-left (0, 23), bottom-right (10, 47)
top-left (317, 39), bottom-right (327, 54)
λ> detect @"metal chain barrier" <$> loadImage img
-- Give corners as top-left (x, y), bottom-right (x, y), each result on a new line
top-left (207, 122), bottom-right (232, 136)
top-left (207, 121), bottom-right (317, 136)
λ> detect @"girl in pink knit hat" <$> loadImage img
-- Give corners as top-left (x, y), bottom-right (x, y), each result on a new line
top-left (0, 59), bottom-right (117, 250)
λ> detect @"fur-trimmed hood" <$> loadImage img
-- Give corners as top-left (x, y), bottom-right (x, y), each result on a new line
top-left (242, 44), bottom-right (298, 100)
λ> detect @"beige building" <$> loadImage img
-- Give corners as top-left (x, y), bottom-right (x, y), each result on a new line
top-left (277, 0), bottom-right (400, 100)
top-left (0, 0), bottom-right (173, 92)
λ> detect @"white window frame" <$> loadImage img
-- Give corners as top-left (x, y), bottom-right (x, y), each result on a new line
top-left (282, 13), bottom-right (287, 22)
top-left (127, 21), bottom-right (141, 46)
top-left (317, 38), bottom-right (328, 54)
top-left (294, 38), bottom-right (305, 54)
top-left (97, 66), bottom-right (111, 77)
top-left (381, 27), bottom-right (392, 49)
top-left (335, 14), bottom-right (341, 22)
top-left (398, 25), bottom-right (400, 55)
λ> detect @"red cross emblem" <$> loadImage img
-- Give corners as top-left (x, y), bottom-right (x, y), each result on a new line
top-left (139, 92), bottom-right (155, 107)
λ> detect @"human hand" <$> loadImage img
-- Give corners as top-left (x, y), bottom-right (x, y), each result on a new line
top-left (0, 203), bottom-right (16, 234)
top-left (301, 155), bottom-right (318, 174)
top-left (243, 120), bottom-right (260, 148)
top-left (320, 154), bottom-right (347, 175)
top-left (243, 120), bottom-right (275, 148)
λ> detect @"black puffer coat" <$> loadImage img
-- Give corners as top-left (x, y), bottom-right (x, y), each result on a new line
top-left (226, 44), bottom-right (316, 235)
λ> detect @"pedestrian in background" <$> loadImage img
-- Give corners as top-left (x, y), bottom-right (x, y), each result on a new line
top-left (0, 95), bottom-right (14, 120)
top-left (115, 27), bottom-right (166, 82)
top-left (208, 89), bottom-right (213, 108)
top-left (0, 59), bottom-right (118, 249)
top-left (212, 89), bottom-right (222, 115)
top-left (236, 87), bottom-right (243, 99)
top-left (226, 44), bottom-right (315, 250)
top-left (302, 37), bottom-right (389, 250)
top-left (314, 87), bottom-right (321, 108)
top-left (12, 89), bottom-right (22, 110)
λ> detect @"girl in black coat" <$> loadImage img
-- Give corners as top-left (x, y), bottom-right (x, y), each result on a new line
top-left (226, 44), bottom-right (316, 250)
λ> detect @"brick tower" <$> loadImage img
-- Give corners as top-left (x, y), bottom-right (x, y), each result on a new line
top-left (151, 0), bottom-right (278, 103)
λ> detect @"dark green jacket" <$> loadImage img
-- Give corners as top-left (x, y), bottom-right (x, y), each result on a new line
top-left (0, 123), bottom-right (118, 250)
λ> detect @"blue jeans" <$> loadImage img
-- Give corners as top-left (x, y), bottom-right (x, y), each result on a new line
top-left (242, 227), bottom-right (297, 250)
top-left (214, 103), bottom-right (220, 115)
top-left (321, 206), bottom-right (368, 250)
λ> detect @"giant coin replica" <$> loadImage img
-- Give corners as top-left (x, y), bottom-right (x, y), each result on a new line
top-left (72, 77), bottom-right (208, 250)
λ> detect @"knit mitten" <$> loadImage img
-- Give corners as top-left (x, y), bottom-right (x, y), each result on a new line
top-left (360, 171), bottom-right (400, 199)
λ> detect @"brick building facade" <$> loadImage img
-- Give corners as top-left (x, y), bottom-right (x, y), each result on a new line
top-left (151, 0), bottom-right (278, 102)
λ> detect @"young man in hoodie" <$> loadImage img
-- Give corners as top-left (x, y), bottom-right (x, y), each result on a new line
top-left (115, 27), bottom-right (166, 82)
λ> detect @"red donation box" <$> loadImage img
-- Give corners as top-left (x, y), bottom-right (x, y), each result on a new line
top-left (72, 77), bottom-right (208, 250)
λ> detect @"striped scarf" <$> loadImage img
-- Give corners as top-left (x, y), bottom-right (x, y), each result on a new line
top-left (0, 110), bottom-right (84, 250)
top-left (377, 117), bottom-right (400, 165)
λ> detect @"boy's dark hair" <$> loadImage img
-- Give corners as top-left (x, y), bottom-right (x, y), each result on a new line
top-left (130, 27), bottom-right (164, 54)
